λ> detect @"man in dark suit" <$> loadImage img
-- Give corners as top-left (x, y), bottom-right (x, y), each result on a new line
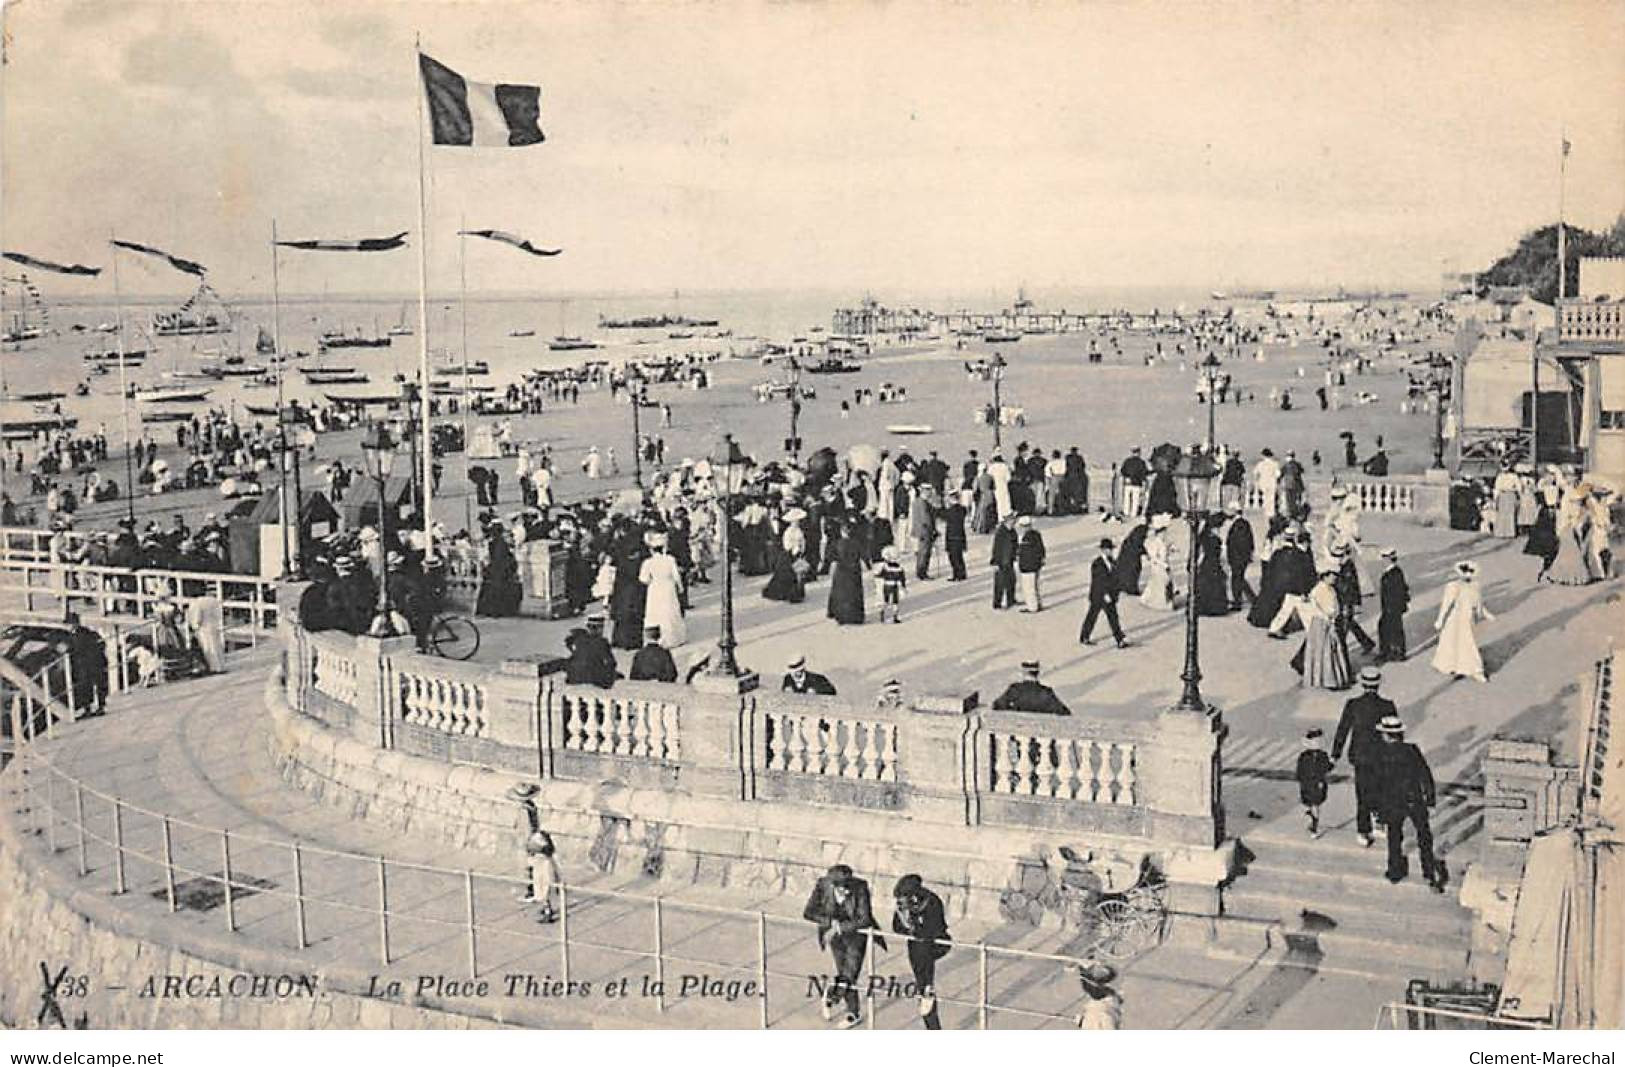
top-left (628, 625), bottom-right (678, 682)
top-left (1331, 666), bottom-right (1397, 847)
top-left (991, 660), bottom-right (1071, 715)
top-left (563, 615), bottom-right (619, 689)
top-left (961, 449), bottom-right (981, 489)
top-left (1333, 546), bottom-right (1376, 656)
top-left (919, 451), bottom-right (949, 496)
top-left (989, 514), bottom-right (1018, 609)
top-left (891, 874), bottom-right (951, 1030)
top-left (803, 864), bottom-right (882, 1028)
top-left (942, 495), bottom-right (968, 581)
top-left (782, 655), bottom-right (837, 695)
top-left (1377, 547), bottom-right (1410, 662)
top-left (1373, 716), bottom-right (1442, 890)
top-left (1119, 448), bottom-right (1149, 517)
top-left (1223, 502), bottom-right (1256, 610)
top-left (1079, 539), bottom-right (1129, 647)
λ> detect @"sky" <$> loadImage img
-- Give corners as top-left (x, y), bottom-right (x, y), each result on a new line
top-left (2, 0), bottom-right (1623, 299)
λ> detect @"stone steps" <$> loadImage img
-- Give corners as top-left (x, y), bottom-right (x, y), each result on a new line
top-left (1222, 830), bottom-right (1476, 981)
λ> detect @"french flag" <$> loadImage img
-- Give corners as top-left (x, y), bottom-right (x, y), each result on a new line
top-left (419, 53), bottom-right (544, 148)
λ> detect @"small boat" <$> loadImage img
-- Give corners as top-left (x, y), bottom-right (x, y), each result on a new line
top-left (164, 368), bottom-right (225, 382)
top-left (886, 424), bottom-right (935, 435)
top-left (322, 390), bottom-right (399, 406)
top-left (434, 359), bottom-right (490, 376)
top-left (2, 416), bottom-right (77, 440)
top-left (82, 347), bottom-right (147, 364)
top-left (387, 305), bottom-right (414, 337)
top-left (429, 380), bottom-right (498, 396)
top-left (508, 328), bottom-right (535, 338)
top-left (133, 384), bottom-right (211, 403)
top-left (806, 356), bottom-right (862, 375)
top-left (667, 331), bottom-right (694, 340)
top-left (221, 363), bottom-right (269, 377)
top-left (982, 330), bottom-right (1022, 343)
top-left (549, 335), bottom-right (600, 351)
top-left (141, 409), bottom-right (195, 423)
top-left (303, 370), bottom-right (370, 385)
top-left (300, 364), bottom-right (358, 376)
top-left (2, 389), bottom-right (65, 403)
top-left (318, 328), bottom-right (391, 350)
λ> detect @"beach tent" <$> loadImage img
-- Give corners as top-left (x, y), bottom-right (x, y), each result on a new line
top-left (1461, 338), bottom-right (1572, 431)
top-left (226, 489), bottom-right (341, 578)
top-left (468, 425), bottom-right (501, 459)
top-left (1498, 652), bottom-right (1624, 1029)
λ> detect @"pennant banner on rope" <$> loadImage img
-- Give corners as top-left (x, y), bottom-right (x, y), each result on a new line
top-left (276, 232), bottom-right (409, 252)
top-left (458, 229), bottom-right (561, 257)
top-left (420, 53), bottom-right (544, 147)
top-left (109, 239), bottom-right (207, 277)
top-left (2, 251), bottom-right (101, 276)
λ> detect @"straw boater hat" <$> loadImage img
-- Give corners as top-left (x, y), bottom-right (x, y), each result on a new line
top-left (881, 544), bottom-right (899, 562)
top-left (786, 654), bottom-right (807, 671)
top-left (1330, 486), bottom-right (1347, 500)
top-left (1021, 659), bottom-right (1041, 675)
top-left (1377, 715), bottom-right (1405, 736)
top-left (1360, 666), bottom-right (1382, 688)
top-left (1017, 514), bottom-right (1033, 527)
top-left (1456, 560), bottom-right (1479, 578)
top-left (1380, 547), bottom-right (1398, 561)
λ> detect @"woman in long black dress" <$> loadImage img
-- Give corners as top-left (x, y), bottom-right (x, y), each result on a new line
top-left (826, 525), bottom-right (867, 625)
top-left (1523, 502), bottom-right (1558, 576)
top-left (1113, 521), bottom-right (1149, 596)
top-left (609, 529), bottom-right (648, 649)
top-left (476, 528), bottom-right (523, 617)
top-left (1194, 522), bottom-right (1230, 616)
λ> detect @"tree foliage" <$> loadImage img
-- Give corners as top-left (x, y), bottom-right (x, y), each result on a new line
top-left (1477, 214), bottom-right (1625, 304)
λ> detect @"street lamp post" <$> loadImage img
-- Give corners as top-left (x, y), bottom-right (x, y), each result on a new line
top-left (360, 423), bottom-right (400, 638)
top-left (1200, 352), bottom-right (1223, 451)
top-left (707, 433), bottom-right (744, 678)
top-left (629, 377), bottom-right (645, 489)
top-left (786, 356), bottom-right (803, 464)
top-left (990, 352), bottom-right (1007, 450)
top-left (1171, 446), bottom-right (1220, 713)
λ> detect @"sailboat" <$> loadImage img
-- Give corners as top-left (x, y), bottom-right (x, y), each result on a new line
top-left (152, 282), bottom-right (232, 336)
top-left (2, 274), bottom-right (50, 345)
top-left (387, 303), bottom-right (414, 337)
top-left (319, 317), bottom-right (392, 350)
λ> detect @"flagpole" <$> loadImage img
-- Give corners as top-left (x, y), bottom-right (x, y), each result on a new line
top-left (271, 219), bottom-right (292, 576)
top-left (109, 233), bottom-right (137, 527)
top-left (414, 36), bottom-right (435, 555)
top-left (458, 216), bottom-right (473, 533)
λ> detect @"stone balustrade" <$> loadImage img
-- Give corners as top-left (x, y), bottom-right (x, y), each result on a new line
top-left (280, 587), bottom-right (1224, 864)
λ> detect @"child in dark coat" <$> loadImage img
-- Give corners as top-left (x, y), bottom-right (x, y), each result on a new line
top-left (1296, 728), bottom-right (1333, 837)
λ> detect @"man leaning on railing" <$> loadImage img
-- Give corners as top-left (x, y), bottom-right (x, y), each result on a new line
top-left (803, 863), bottom-right (885, 1030)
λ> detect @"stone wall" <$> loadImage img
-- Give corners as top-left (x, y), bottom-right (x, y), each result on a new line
top-left (267, 666), bottom-right (1235, 929)
top-left (0, 784), bottom-right (509, 1030)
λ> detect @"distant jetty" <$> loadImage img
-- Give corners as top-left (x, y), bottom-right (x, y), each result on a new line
top-left (598, 313), bottom-right (719, 329)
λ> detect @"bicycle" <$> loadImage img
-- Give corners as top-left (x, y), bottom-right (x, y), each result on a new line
top-left (426, 612), bottom-right (481, 661)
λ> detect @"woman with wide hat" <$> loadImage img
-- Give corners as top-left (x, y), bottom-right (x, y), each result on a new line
top-left (1432, 560), bottom-right (1495, 682)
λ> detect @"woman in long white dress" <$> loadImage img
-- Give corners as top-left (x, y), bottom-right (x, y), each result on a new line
top-left (1544, 486), bottom-right (1595, 586)
top-left (1432, 560), bottom-right (1495, 682)
top-left (1139, 519), bottom-right (1176, 610)
top-left (638, 535), bottom-right (687, 649)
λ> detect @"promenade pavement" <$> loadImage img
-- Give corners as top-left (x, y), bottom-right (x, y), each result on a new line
top-left (7, 652), bottom-right (1426, 1030)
